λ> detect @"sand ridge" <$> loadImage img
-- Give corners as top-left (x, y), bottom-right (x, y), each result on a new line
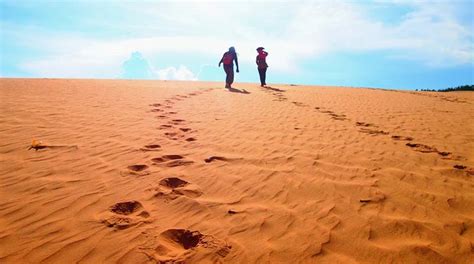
top-left (0, 78), bottom-right (473, 263)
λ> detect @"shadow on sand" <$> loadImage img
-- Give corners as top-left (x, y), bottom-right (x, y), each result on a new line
top-left (263, 86), bottom-right (286, 92)
top-left (227, 87), bottom-right (250, 94)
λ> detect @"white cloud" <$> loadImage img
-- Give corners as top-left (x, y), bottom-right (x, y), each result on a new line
top-left (120, 51), bottom-right (197, 80)
top-left (282, 1), bottom-right (473, 66)
top-left (155, 65), bottom-right (197, 81)
top-left (8, 0), bottom-right (474, 78)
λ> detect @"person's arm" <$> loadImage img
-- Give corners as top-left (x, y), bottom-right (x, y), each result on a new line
top-left (263, 52), bottom-right (269, 67)
top-left (218, 57), bottom-right (223, 67)
top-left (235, 55), bottom-right (239, 73)
top-left (218, 53), bottom-right (224, 67)
top-left (256, 55), bottom-right (260, 65)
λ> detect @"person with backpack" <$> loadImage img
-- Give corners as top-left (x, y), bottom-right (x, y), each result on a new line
top-left (256, 47), bottom-right (268, 87)
top-left (218, 46), bottom-right (239, 88)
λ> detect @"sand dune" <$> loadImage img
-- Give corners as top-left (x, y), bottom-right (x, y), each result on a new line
top-left (0, 78), bottom-right (473, 263)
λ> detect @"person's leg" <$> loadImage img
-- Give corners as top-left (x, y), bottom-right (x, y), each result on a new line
top-left (224, 66), bottom-right (231, 88)
top-left (258, 68), bottom-right (265, 86)
top-left (228, 67), bottom-right (234, 87)
top-left (262, 68), bottom-right (267, 86)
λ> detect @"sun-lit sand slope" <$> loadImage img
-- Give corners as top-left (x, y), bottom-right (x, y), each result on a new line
top-left (0, 78), bottom-right (473, 263)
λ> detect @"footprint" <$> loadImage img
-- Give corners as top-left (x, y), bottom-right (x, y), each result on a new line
top-left (122, 164), bottom-right (150, 176)
top-left (152, 155), bottom-right (194, 167)
top-left (438, 151), bottom-right (451, 157)
top-left (291, 101), bottom-right (307, 107)
top-left (127, 164), bottom-right (148, 172)
top-left (102, 201), bottom-right (150, 230)
top-left (360, 194), bottom-right (386, 203)
top-left (151, 108), bottom-right (164, 112)
top-left (406, 143), bottom-right (435, 153)
top-left (164, 131), bottom-right (186, 140)
top-left (359, 128), bottom-right (389, 135)
top-left (355, 122), bottom-right (375, 127)
top-left (152, 155), bottom-right (184, 163)
top-left (391, 135), bottom-right (413, 141)
top-left (164, 132), bottom-right (178, 137)
top-left (102, 216), bottom-right (135, 230)
top-left (453, 165), bottom-right (467, 170)
top-left (185, 137), bottom-right (197, 142)
top-left (150, 103), bottom-right (162, 107)
top-left (169, 119), bottom-right (186, 125)
top-left (179, 128), bottom-right (192, 132)
top-left (166, 160), bottom-right (194, 167)
top-left (159, 124), bottom-right (173, 129)
top-left (147, 229), bottom-right (231, 262)
top-left (406, 143), bottom-right (451, 157)
top-left (160, 177), bottom-right (189, 188)
top-left (154, 177), bottom-right (203, 200)
top-left (359, 189), bottom-right (386, 205)
top-left (329, 113), bottom-right (347, 121)
top-left (110, 201), bottom-right (143, 215)
top-left (204, 156), bottom-right (228, 163)
top-left (163, 154), bottom-right (185, 159)
top-left (160, 229), bottom-right (202, 249)
top-left (320, 110), bottom-right (334, 114)
top-left (154, 189), bottom-right (202, 200)
top-left (140, 144), bottom-right (161, 151)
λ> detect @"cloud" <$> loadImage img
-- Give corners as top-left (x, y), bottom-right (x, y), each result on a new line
top-left (122, 51), bottom-right (153, 79)
top-left (282, 1), bottom-right (473, 66)
top-left (156, 66), bottom-right (197, 81)
top-left (116, 0), bottom-right (472, 67)
top-left (6, 0), bottom-right (473, 78)
top-left (121, 51), bottom-right (197, 80)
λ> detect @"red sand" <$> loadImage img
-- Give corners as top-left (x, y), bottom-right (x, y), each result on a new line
top-left (0, 78), bottom-right (473, 263)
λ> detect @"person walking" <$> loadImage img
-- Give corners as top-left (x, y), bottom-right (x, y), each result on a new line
top-left (256, 47), bottom-right (268, 87)
top-left (218, 47), bottom-right (239, 88)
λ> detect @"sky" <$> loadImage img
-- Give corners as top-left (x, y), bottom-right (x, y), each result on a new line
top-left (0, 0), bottom-right (473, 90)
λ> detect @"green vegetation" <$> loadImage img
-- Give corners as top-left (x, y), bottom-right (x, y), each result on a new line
top-left (416, 85), bottom-right (473, 92)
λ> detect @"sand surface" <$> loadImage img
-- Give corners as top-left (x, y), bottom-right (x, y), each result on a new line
top-left (0, 78), bottom-right (473, 263)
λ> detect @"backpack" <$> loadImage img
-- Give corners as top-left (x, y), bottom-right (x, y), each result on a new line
top-left (223, 52), bottom-right (234, 65)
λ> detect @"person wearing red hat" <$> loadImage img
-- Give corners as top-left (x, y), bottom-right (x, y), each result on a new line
top-left (256, 47), bottom-right (268, 87)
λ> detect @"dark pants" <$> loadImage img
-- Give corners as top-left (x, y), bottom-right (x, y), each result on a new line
top-left (258, 68), bottom-right (267, 86)
top-left (224, 64), bottom-right (234, 86)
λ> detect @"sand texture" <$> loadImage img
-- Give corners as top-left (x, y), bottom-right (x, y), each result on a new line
top-left (0, 78), bottom-right (473, 263)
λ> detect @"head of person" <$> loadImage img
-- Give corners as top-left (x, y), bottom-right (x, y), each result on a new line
top-left (229, 46), bottom-right (236, 53)
top-left (257, 47), bottom-right (265, 54)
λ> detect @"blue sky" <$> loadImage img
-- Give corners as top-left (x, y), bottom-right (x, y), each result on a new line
top-left (1, 0), bottom-right (473, 90)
